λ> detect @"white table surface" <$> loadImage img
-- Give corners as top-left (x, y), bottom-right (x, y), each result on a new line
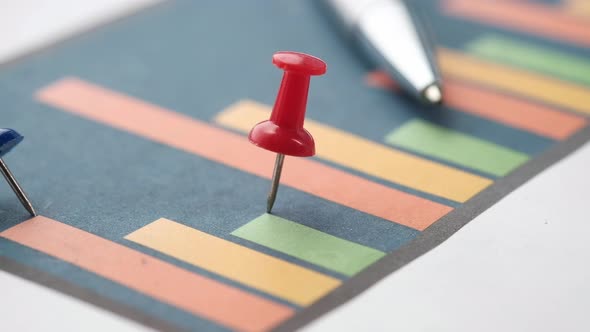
top-left (0, 1), bottom-right (159, 331)
top-left (305, 141), bottom-right (590, 332)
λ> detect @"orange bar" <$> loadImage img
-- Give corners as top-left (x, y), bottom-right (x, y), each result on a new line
top-left (443, 80), bottom-right (586, 140)
top-left (443, 0), bottom-right (590, 47)
top-left (126, 218), bottom-right (341, 306)
top-left (0, 216), bottom-right (293, 332)
top-left (36, 78), bottom-right (452, 231)
top-left (366, 71), bottom-right (587, 140)
top-left (439, 49), bottom-right (590, 116)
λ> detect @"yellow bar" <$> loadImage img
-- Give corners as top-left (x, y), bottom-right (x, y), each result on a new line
top-left (439, 48), bottom-right (590, 115)
top-left (215, 100), bottom-right (491, 203)
top-left (125, 218), bottom-right (341, 306)
top-left (565, 0), bottom-right (590, 18)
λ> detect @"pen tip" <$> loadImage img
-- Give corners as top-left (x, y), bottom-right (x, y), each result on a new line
top-left (422, 84), bottom-right (443, 104)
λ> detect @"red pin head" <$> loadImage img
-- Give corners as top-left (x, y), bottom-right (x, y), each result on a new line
top-left (249, 51), bottom-right (326, 157)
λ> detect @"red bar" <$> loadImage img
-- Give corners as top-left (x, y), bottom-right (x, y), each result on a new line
top-left (443, 0), bottom-right (590, 47)
top-left (36, 77), bottom-right (452, 230)
top-left (366, 71), bottom-right (586, 140)
top-left (0, 216), bottom-right (294, 332)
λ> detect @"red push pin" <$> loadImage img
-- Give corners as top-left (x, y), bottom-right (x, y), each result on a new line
top-left (249, 51), bottom-right (327, 213)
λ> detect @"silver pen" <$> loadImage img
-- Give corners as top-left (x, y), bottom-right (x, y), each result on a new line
top-left (324, 0), bottom-right (443, 104)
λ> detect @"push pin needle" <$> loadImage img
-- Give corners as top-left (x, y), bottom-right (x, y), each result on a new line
top-left (267, 154), bottom-right (285, 213)
top-left (249, 51), bottom-right (327, 213)
top-left (0, 129), bottom-right (36, 217)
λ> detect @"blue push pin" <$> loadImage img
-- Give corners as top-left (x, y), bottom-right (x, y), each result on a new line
top-left (0, 129), bottom-right (36, 216)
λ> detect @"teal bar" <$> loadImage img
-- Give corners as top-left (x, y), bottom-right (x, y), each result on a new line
top-left (232, 214), bottom-right (386, 277)
top-left (467, 34), bottom-right (590, 87)
top-left (384, 119), bottom-right (529, 177)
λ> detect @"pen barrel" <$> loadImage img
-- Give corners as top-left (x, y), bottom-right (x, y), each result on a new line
top-left (328, 0), bottom-right (441, 100)
top-left (323, 0), bottom-right (380, 29)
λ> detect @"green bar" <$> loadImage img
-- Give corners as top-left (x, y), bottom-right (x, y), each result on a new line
top-left (384, 119), bottom-right (528, 177)
top-left (466, 34), bottom-right (590, 86)
top-left (232, 214), bottom-right (385, 277)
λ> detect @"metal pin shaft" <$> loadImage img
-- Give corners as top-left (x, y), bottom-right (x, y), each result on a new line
top-left (0, 158), bottom-right (36, 216)
top-left (266, 153), bottom-right (285, 213)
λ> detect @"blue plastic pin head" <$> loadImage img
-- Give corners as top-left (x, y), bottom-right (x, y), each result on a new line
top-left (0, 128), bottom-right (24, 157)
top-left (0, 128), bottom-right (36, 217)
